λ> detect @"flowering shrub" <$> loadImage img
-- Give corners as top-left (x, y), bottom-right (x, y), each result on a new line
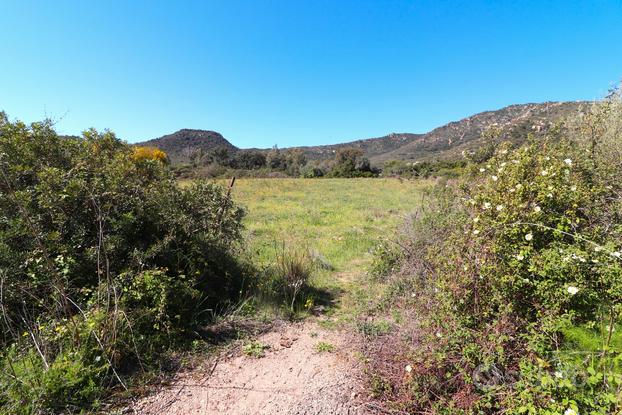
top-left (366, 95), bottom-right (622, 413)
top-left (131, 145), bottom-right (168, 163)
top-left (463, 140), bottom-right (622, 330)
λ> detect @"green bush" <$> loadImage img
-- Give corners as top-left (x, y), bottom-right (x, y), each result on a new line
top-left (1, 346), bottom-right (107, 415)
top-left (0, 113), bottom-right (249, 413)
top-left (367, 93), bottom-right (622, 413)
top-left (368, 240), bottom-right (403, 280)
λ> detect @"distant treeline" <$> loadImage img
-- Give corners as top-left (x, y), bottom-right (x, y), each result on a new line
top-left (171, 145), bottom-right (465, 179)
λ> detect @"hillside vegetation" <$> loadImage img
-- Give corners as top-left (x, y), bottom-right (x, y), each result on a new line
top-left (139, 129), bottom-right (237, 164)
top-left (138, 102), bottom-right (586, 171)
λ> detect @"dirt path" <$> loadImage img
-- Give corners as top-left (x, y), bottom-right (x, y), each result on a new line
top-left (131, 320), bottom-right (371, 414)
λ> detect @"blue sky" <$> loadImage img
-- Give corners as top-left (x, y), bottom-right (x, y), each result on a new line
top-left (1, 1), bottom-right (621, 147)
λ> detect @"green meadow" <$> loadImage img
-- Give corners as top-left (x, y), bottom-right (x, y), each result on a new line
top-left (218, 178), bottom-right (426, 305)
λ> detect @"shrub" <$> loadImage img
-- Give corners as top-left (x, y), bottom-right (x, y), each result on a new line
top-left (301, 164), bottom-right (325, 178)
top-left (1, 345), bottom-right (107, 415)
top-left (368, 240), bottom-right (402, 280)
top-left (328, 147), bottom-right (379, 177)
top-left (131, 146), bottom-right (168, 163)
top-left (0, 114), bottom-right (249, 412)
top-left (366, 92), bottom-right (622, 413)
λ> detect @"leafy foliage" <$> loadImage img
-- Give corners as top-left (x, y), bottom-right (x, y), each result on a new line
top-left (366, 91), bottom-right (622, 414)
top-left (0, 113), bottom-right (249, 413)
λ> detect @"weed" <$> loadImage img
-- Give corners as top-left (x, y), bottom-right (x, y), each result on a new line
top-left (314, 342), bottom-right (335, 353)
top-left (357, 320), bottom-right (393, 336)
top-left (275, 245), bottom-right (313, 312)
top-left (242, 341), bottom-right (269, 358)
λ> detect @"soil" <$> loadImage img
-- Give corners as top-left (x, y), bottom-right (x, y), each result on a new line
top-left (130, 320), bottom-right (373, 415)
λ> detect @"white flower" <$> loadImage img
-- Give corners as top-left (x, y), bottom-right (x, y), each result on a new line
top-left (483, 202), bottom-right (491, 209)
top-left (496, 204), bottom-right (504, 211)
top-left (411, 292), bottom-right (416, 298)
top-left (570, 185), bottom-right (577, 191)
top-left (492, 175), bottom-right (498, 181)
top-left (611, 251), bottom-right (621, 258)
top-left (533, 205), bottom-right (541, 213)
top-left (594, 246), bottom-right (603, 252)
top-left (473, 229), bottom-right (480, 235)
top-left (516, 254), bottom-right (524, 261)
top-left (547, 193), bottom-right (553, 198)
top-left (405, 364), bottom-right (413, 373)
top-left (541, 170), bottom-right (548, 176)
top-left (479, 168), bottom-right (486, 172)
top-left (567, 286), bottom-right (579, 295)
top-left (564, 408), bottom-right (578, 415)
top-left (473, 217), bottom-right (479, 223)
top-left (525, 233), bottom-right (533, 241)
top-left (435, 332), bottom-right (443, 338)
top-left (545, 156), bottom-right (551, 161)
top-left (564, 158), bottom-right (572, 166)
top-left (554, 371), bottom-right (563, 378)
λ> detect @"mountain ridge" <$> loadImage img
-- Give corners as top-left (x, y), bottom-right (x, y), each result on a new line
top-left (137, 101), bottom-right (589, 165)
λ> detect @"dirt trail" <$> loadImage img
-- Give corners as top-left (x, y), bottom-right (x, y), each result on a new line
top-left (132, 320), bottom-right (371, 414)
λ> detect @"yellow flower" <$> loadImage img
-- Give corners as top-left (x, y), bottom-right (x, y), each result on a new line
top-left (131, 146), bottom-right (168, 163)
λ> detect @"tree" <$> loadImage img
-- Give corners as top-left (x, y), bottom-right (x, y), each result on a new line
top-left (233, 151), bottom-right (267, 169)
top-left (266, 145), bottom-right (286, 170)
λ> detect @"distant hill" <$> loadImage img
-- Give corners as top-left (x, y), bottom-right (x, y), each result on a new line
top-left (371, 101), bottom-right (587, 164)
top-left (139, 102), bottom-right (589, 165)
top-left (288, 133), bottom-right (423, 161)
top-left (138, 129), bottom-right (238, 164)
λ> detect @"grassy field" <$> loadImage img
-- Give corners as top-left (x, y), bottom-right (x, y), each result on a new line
top-left (215, 178), bottom-right (426, 315)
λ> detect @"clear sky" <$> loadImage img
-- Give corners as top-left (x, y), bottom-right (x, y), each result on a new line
top-left (1, 1), bottom-right (621, 147)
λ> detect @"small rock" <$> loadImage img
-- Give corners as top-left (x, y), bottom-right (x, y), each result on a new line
top-left (280, 337), bottom-right (294, 348)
